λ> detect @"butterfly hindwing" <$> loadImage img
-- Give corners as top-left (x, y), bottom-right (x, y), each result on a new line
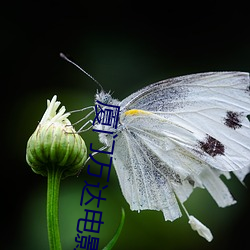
top-left (113, 117), bottom-right (182, 221)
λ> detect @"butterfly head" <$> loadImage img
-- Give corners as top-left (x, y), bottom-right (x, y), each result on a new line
top-left (95, 89), bottom-right (120, 106)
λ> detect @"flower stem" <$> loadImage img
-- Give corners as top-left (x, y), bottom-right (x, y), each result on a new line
top-left (47, 165), bottom-right (63, 250)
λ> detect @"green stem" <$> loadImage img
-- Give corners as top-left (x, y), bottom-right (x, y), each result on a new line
top-left (47, 165), bottom-right (63, 250)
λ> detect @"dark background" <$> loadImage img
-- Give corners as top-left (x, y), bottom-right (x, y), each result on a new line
top-left (2, 2), bottom-right (250, 249)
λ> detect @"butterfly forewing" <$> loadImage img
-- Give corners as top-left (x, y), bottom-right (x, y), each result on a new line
top-left (120, 72), bottom-right (250, 173)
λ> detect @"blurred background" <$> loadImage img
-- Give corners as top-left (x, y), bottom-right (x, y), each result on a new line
top-left (1, 1), bottom-right (250, 249)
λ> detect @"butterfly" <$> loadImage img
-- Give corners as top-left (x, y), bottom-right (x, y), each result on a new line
top-left (92, 71), bottom-right (250, 241)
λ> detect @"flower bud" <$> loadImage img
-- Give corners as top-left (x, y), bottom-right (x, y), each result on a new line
top-left (26, 95), bottom-right (87, 178)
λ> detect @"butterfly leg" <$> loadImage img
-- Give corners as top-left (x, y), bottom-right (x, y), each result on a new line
top-left (69, 106), bottom-right (95, 132)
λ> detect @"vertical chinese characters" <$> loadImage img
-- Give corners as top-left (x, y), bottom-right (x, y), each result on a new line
top-left (74, 101), bottom-right (120, 250)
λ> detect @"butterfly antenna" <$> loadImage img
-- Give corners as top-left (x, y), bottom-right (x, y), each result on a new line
top-left (60, 53), bottom-right (104, 91)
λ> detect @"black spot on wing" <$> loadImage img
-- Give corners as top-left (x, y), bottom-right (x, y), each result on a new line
top-left (199, 135), bottom-right (225, 157)
top-left (224, 111), bottom-right (243, 130)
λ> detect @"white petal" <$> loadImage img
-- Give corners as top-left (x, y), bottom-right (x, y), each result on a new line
top-left (41, 95), bottom-right (57, 123)
top-left (40, 95), bottom-right (71, 125)
top-left (188, 215), bottom-right (213, 242)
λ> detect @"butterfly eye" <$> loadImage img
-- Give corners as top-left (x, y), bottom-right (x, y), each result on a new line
top-left (102, 93), bottom-right (112, 104)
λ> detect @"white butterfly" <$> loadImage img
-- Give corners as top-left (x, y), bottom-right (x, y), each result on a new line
top-left (91, 72), bottom-right (250, 241)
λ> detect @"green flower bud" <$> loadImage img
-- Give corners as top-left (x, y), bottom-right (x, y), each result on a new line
top-left (26, 95), bottom-right (87, 178)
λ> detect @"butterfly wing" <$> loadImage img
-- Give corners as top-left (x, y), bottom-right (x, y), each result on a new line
top-left (120, 72), bottom-right (250, 173)
top-left (113, 111), bottom-right (237, 221)
top-left (109, 72), bottom-right (250, 221)
top-left (112, 124), bottom-right (183, 221)
top-left (96, 72), bottom-right (249, 222)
